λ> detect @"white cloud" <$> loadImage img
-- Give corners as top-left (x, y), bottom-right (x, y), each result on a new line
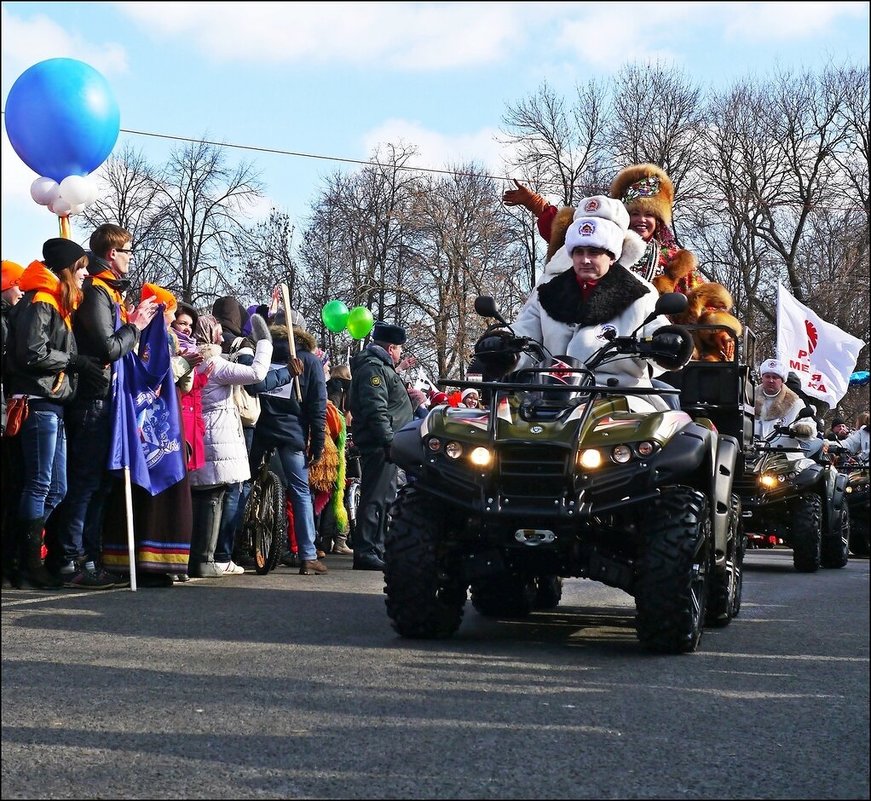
top-left (723, 1), bottom-right (868, 42)
top-left (1, 128), bottom-right (40, 203)
top-left (361, 119), bottom-right (511, 177)
top-left (0, 6), bottom-right (128, 78)
top-left (117, 1), bottom-right (525, 68)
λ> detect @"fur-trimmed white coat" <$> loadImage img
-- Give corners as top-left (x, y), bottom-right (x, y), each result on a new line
top-left (511, 260), bottom-right (674, 411)
top-left (842, 426), bottom-right (869, 463)
top-left (189, 339), bottom-right (273, 487)
top-left (754, 384), bottom-right (814, 439)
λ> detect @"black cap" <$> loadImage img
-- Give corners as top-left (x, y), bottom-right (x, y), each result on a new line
top-left (831, 417), bottom-right (846, 428)
top-left (372, 321), bottom-right (406, 345)
top-left (42, 238), bottom-right (87, 274)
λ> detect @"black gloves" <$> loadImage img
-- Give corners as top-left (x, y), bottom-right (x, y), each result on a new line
top-left (68, 354), bottom-right (109, 394)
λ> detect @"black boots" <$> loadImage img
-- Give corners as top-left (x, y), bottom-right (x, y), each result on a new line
top-left (18, 519), bottom-right (62, 589)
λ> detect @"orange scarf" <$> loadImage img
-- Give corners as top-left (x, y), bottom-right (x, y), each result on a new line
top-left (91, 269), bottom-right (129, 323)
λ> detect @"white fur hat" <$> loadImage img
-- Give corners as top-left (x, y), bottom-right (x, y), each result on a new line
top-left (760, 358), bottom-right (788, 381)
top-left (565, 195), bottom-right (630, 260)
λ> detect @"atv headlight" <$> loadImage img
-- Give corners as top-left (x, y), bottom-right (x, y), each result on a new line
top-left (636, 440), bottom-right (655, 458)
top-left (445, 441), bottom-right (463, 460)
top-left (759, 473), bottom-right (779, 489)
top-left (578, 449), bottom-right (603, 469)
top-left (426, 437), bottom-right (442, 452)
top-left (469, 446), bottom-right (492, 467)
top-left (611, 445), bottom-right (633, 464)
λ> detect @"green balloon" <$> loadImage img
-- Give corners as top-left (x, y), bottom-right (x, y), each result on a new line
top-left (321, 300), bottom-right (349, 333)
top-left (346, 306), bottom-right (375, 339)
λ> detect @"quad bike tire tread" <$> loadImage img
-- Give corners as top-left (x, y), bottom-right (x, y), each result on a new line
top-left (634, 487), bottom-right (711, 654)
top-left (384, 486), bottom-right (466, 638)
top-left (791, 493), bottom-right (822, 573)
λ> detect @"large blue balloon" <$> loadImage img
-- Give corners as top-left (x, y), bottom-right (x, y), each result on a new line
top-left (4, 58), bottom-right (120, 183)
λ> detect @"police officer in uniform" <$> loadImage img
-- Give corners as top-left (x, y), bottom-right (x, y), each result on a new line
top-left (348, 322), bottom-right (413, 570)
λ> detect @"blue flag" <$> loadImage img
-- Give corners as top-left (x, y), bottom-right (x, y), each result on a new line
top-left (108, 308), bottom-right (186, 496)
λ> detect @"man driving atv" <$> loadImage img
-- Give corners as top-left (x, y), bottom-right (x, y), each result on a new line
top-left (754, 358), bottom-right (816, 440)
top-left (471, 195), bottom-right (691, 412)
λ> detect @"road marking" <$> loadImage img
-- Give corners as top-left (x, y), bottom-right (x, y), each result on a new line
top-left (1, 588), bottom-right (124, 607)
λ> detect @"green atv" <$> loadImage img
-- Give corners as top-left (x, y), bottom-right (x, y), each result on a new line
top-left (385, 294), bottom-right (745, 654)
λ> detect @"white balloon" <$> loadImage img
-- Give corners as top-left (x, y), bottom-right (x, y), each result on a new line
top-left (59, 175), bottom-right (92, 207)
top-left (30, 176), bottom-right (60, 206)
top-left (84, 174), bottom-right (100, 205)
top-left (69, 203), bottom-right (87, 216)
top-left (49, 196), bottom-right (72, 216)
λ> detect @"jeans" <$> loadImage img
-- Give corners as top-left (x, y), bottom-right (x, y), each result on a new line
top-left (355, 446), bottom-right (400, 561)
top-left (190, 485), bottom-right (227, 567)
top-left (54, 399), bottom-right (115, 563)
top-left (251, 442), bottom-right (317, 562)
top-left (216, 482), bottom-right (242, 563)
top-left (17, 409), bottom-right (67, 522)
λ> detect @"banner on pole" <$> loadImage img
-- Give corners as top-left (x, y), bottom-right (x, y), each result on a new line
top-left (776, 284), bottom-right (866, 408)
top-left (107, 309), bottom-right (186, 496)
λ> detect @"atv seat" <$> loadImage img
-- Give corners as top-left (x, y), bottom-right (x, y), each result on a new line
top-left (659, 325), bottom-right (756, 455)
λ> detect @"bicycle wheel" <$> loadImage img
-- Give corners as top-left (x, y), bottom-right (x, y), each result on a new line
top-left (245, 469), bottom-right (286, 575)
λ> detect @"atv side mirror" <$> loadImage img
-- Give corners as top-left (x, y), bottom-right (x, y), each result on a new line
top-left (797, 406), bottom-right (816, 420)
top-left (654, 292), bottom-right (689, 317)
top-left (474, 295), bottom-right (509, 327)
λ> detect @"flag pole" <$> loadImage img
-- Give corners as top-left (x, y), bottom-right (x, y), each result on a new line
top-left (124, 467), bottom-right (137, 591)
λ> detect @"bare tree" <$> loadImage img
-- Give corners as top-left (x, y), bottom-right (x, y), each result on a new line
top-left (148, 139), bottom-right (264, 305)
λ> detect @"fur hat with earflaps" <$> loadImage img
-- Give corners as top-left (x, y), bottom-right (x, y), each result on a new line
top-left (610, 163), bottom-right (675, 228)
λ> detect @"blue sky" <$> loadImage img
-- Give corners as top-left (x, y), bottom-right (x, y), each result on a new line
top-left (2, 1), bottom-right (869, 267)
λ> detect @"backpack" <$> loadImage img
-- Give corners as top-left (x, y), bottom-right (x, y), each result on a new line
top-left (228, 337), bottom-right (261, 428)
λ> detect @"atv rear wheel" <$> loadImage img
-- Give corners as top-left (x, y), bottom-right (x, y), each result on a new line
top-left (534, 575), bottom-right (563, 610)
top-left (821, 503), bottom-right (850, 569)
top-left (848, 508), bottom-right (869, 557)
top-left (471, 574), bottom-right (537, 618)
top-left (384, 486), bottom-right (466, 638)
top-left (706, 494), bottom-right (744, 627)
top-left (791, 493), bottom-right (822, 573)
top-left (634, 487), bottom-right (711, 654)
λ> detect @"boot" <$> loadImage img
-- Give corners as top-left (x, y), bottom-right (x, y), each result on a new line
top-left (21, 519), bottom-right (62, 589)
top-left (332, 532), bottom-right (353, 555)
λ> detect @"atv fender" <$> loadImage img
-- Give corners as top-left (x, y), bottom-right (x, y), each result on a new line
top-left (793, 462), bottom-right (823, 492)
top-left (648, 422), bottom-right (713, 487)
top-left (822, 468), bottom-right (848, 533)
top-left (712, 435), bottom-right (739, 563)
top-left (392, 418), bottom-right (426, 471)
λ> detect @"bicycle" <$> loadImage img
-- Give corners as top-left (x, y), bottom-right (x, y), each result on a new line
top-left (236, 448), bottom-right (286, 575)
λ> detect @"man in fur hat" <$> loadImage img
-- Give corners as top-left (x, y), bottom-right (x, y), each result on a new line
top-left (754, 358), bottom-right (816, 440)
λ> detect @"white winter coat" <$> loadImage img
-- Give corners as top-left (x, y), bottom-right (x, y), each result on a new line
top-left (189, 339), bottom-right (273, 487)
top-left (842, 426), bottom-right (870, 463)
top-left (510, 262), bottom-right (673, 411)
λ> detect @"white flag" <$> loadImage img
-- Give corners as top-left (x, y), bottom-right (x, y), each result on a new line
top-left (776, 283), bottom-right (866, 407)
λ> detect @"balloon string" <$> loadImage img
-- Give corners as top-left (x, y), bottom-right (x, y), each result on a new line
top-left (59, 216), bottom-right (71, 239)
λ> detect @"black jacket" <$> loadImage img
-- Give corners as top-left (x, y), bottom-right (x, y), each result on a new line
top-left (247, 328), bottom-right (326, 459)
top-left (4, 289), bottom-right (77, 404)
top-left (348, 344), bottom-right (413, 450)
top-left (72, 261), bottom-right (139, 401)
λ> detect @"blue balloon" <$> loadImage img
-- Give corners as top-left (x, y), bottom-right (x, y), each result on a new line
top-left (849, 370), bottom-right (869, 387)
top-left (4, 58), bottom-right (120, 183)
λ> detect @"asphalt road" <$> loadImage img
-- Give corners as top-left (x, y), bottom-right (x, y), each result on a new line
top-left (2, 549), bottom-right (868, 800)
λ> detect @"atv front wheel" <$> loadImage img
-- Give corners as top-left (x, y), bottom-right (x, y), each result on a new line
top-left (821, 503), bottom-right (850, 569)
top-left (791, 493), bottom-right (822, 573)
top-left (384, 486), bottom-right (467, 638)
top-left (634, 487), bottom-right (711, 654)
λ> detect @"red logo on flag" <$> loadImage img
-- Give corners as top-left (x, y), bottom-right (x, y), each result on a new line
top-left (805, 319), bottom-right (818, 354)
